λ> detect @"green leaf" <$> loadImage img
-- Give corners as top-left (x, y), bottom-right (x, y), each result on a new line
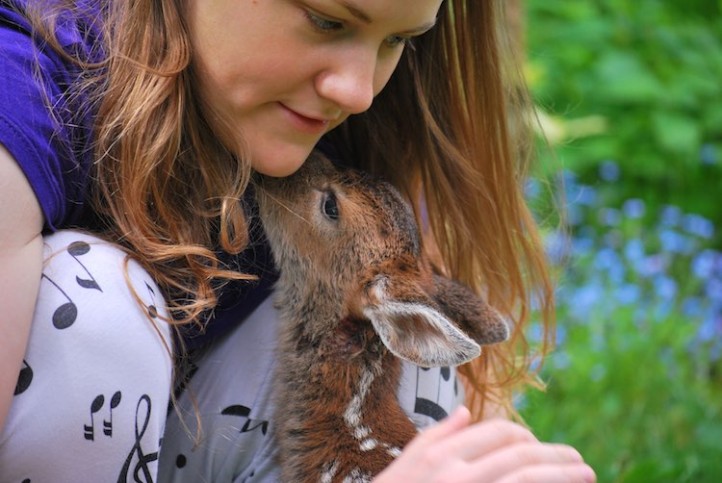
top-left (651, 111), bottom-right (701, 157)
top-left (620, 459), bottom-right (684, 483)
top-left (595, 52), bottom-right (665, 104)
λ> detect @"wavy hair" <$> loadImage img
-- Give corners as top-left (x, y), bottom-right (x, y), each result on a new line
top-left (25, 0), bottom-right (553, 419)
top-left (26, 0), bottom-right (254, 326)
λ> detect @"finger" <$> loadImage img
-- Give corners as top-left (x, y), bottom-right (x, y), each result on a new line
top-left (411, 406), bottom-right (472, 447)
top-left (431, 418), bottom-right (539, 463)
top-left (495, 463), bottom-right (597, 483)
top-left (392, 407), bottom-right (472, 475)
top-left (470, 443), bottom-right (587, 482)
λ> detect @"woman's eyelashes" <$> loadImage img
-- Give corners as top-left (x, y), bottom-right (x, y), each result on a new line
top-left (304, 9), bottom-right (344, 33)
top-left (385, 35), bottom-right (412, 49)
top-left (303, 8), bottom-right (412, 49)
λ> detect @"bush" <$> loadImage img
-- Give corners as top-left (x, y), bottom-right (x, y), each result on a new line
top-left (526, 0), bottom-right (722, 228)
top-left (513, 4), bottom-right (721, 479)
top-left (521, 168), bottom-right (722, 482)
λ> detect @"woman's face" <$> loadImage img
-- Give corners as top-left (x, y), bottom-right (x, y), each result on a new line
top-left (187, 0), bottom-right (444, 177)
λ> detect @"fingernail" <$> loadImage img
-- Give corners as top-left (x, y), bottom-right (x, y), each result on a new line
top-left (567, 447), bottom-right (584, 462)
top-left (580, 464), bottom-right (596, 483)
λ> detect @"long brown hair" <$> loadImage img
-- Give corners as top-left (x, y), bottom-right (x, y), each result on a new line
top-left (26, 0), bottom-right (255, 325)
top-left (25, 0), bottom-right (553, 419)
top-left (326, 1), bottom-right (554, 417)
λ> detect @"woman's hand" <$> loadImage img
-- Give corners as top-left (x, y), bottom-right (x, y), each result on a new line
top-left (374, 406), bottom-right (595, 483)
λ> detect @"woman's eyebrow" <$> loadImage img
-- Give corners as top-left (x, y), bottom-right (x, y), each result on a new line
top-left (337, 0), bottom-right (438, 34)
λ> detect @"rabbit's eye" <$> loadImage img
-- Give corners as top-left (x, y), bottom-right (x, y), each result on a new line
top-left (321, 190), bottom-right (339, 221)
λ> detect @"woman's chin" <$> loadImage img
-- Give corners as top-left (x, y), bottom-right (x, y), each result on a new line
top-left (250, 149), bottom-right (313, 178)
top-left (252, 160), bottom-right (305, 178)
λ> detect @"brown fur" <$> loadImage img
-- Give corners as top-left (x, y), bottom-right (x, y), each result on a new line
top-left (255, 152), bottom-right (510, 482)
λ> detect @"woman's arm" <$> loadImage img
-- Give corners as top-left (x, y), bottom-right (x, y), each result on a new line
top-left (0, 143), bottom-right (44, 431)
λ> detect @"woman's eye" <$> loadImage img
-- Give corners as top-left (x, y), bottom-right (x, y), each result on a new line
top-left (305, 10), bottom-right (344, 33)
top-left (321, 191), bottom-right (339, 221)
top-left (385, 35), bottom-right (410, 48)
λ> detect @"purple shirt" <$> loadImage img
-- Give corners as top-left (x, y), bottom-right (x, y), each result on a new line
top-left (0, 1), bottom-right (98, 231)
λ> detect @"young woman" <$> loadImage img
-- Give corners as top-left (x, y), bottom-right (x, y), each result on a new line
top-left (0, 0), bottom-right (595, 481)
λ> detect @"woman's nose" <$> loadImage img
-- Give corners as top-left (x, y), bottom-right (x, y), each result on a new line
top-left (315, 49), bottom-right (379, 115)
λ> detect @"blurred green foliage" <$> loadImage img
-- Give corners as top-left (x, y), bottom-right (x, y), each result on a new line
top-left (520, 2), bottom-right (722, 481)
top-left (523, 305), bottom-right (722, 482)
top-left (526, 0), bottom-right (722, 226)
top-left (520, 166), bottom-right (722, 481)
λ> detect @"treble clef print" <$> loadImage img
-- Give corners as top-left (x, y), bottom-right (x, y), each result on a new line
top-left (117, 395), bottom-right (158, 483)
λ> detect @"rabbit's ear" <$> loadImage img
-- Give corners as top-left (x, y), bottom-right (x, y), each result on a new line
top-left (432, 274), bottom-right (511, 346)
top-left (362, 278), bottom-right (481, 367)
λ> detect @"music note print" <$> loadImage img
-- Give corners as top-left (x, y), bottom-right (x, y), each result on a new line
top-left (117, 395), bottom-right (158, 483)
top-left (14, 359), bottom-right (33, 395)
top-left (67, 241), bottom-right (103, 292)
top-left (413, 366), bottom-right (459, 422)
top-left (41, 240), bottom-right (106, 330)
top-left (41, 274), bottom-right (78, 329)
top-left (84, 394), bottom-right (106, 441)
top-left (221, 404), bottom-right (269, 435)
top-left (145, 282), bottom-right (158, 319)
top-left (104, 391), bottom-right (122, 437)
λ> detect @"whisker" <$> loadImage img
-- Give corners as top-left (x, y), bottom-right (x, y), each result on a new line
top-left (257, 185), bottom-right (313, 227)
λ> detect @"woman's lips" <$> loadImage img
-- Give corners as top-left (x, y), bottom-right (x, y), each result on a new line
top-left (279, 103), bottom-right (330, 135)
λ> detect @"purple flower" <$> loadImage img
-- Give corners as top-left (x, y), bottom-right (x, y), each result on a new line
top-left (682, 297), bottom-right (704, 318)
top-left (660, 205), bottom-right (682, 228)
top-left (615, 283), bottom-right (641, 305)
top-left (545, 230), bottom-right (571, 265)
top-left (573, 235), bottom-right (595, 255)
top-left (700, 143), bottom-right (718, 166)
top-left (568, 281), bottom-right (605, 319)
top-left (654, 275), bottom-right (678, 300)
top-left (567, 203), bottom-right (584, 227)
top-left (595, 255), bottom-right (625, 284)
top-left (622, 198), bottom-right (646, 219)
top-left (697, 314), bottom-right (722, 342)
top-left (659, 229), bottom-right (694, 254)
top-left (525, 177), bottom-right (541, 200)
top-left (624, 238), bottom-right (645, 263)
top-left (552, 352), bottom-right (571, 370)
top-left (556, 325), bottom-right (568, 346)
top-left (599, 160), bottom-right (620, 182)
top-left (557, 169), bottom-right (578, 188)
top-left (682, 214), bottom-right (715, 240)
top-left (692, 250), bottom-right (721, 279)
top-left (527, 322), bottom-right (544, 344)
top-left (599, 207), bottom-right (621, 227)
top-left (638, 254), bottom-right (669, 278)
top-left (705, 278), bottom-right (722, 304)
top-left (574, 185), bottom-right (598, 206)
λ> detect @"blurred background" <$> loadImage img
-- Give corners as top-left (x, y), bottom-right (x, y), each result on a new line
top-left (513, 1), bottom-right (722, 481)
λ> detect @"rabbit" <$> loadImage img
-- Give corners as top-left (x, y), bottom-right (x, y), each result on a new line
top-left (254, 151), bottom-right (510, 483)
